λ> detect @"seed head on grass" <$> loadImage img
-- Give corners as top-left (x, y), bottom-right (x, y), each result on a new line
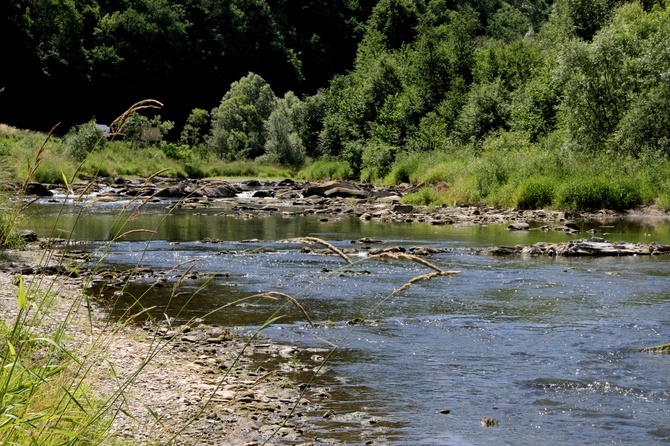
top-left (290, 237), bottom-right (353, 265)
top-left (260, 291), bottom-right (315, 327)
top-left (371, 252), bottom-right (459, 274)
top-left (109, 99), bottom-right (164, 137)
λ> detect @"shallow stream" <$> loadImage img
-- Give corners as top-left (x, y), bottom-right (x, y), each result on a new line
top-left (22, 198), bottom-right (670, 445)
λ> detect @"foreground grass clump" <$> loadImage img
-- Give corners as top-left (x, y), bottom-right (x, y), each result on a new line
top-left (0, 271), bottom-right (116, 445)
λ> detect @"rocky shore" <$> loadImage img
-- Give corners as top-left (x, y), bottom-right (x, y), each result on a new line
top-left (0, 245), bottom-right (338, 445)
top-left (14, 176), bottom-right (648, 228)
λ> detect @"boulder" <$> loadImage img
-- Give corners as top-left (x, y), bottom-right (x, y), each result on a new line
top-left (16, 229), bottom-right (38, 242)
top-left (508, 222), bottom-right (530, 231)
top-left (392, 204), bottom-right (414, 214)
top-left (25, 182), bottom-right (52, 196)
top-left (155, 184), bottom-right (191, 198)
top-left (198, 183), bottom-right (239, 198)
top-left (303, 181), bottom-right (369, 199)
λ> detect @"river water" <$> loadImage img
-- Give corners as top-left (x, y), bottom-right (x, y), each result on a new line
top-left (21, 197), bottom-right (670, 445)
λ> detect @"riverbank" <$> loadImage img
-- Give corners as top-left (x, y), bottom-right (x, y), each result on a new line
top-left (15, 176), bottom-right (670, 227)
top-left (0, 244), bottom-right (330, 445)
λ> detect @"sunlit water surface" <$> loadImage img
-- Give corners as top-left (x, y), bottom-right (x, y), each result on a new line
top-left (22, 200), bottom-right (670, 445)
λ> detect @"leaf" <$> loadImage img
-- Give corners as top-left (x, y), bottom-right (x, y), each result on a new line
top-left (6, 340), bottom-right (16, 358)
top-left (61, 171), bottom-right (70, 191)
top-left (17, 275), bottom-right (26, 310)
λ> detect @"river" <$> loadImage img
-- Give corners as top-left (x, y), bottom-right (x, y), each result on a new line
top-left (21, 196), bottom-right (670, 445)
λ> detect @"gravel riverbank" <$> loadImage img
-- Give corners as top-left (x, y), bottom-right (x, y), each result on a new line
top-left (0, 245), bottom-right (331, 445)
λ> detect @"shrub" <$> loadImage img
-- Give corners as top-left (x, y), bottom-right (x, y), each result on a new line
top-left (402, 186), bottom-right (441, 206)
top-left (557, 178), bottom-right (642, 212)
top-left (514, 177), bottom-right (556, 210)
top-left (17, 153), bottom-right (76, 185)
top-left (64, 120), bottom-right (106, 162)
top-left (385, 152), bottom-right (420, 184)
top-left (360, 141), bottom-right (397, 182)
top-left (298, 160), bottom-right (354, 181)
top-left (161, 143), bottom-right (194, 161)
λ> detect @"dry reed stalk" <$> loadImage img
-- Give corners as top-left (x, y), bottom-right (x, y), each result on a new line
top-left (371, 252), bottom-right (457, 273)
top-left (112, 229), bottom-right (157, 241)
top-left (109, 99), bottom-right (164, 136)
top-left (20, 123), bottom-right (60, 195)
top-left (392, 271), bottom-right (460, 295)
top-left (290, 237), bottom-right (353, 265)
top-left (261, 291), bottom-right (315, 327)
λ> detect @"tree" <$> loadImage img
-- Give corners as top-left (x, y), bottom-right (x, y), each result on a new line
top-left (368, 0), bottom-right (422, 50)
top-left (264, 92), bottom-right (306, 166)
top-left (65, 119), bottom-right (107, 162)
top-left (209, 73), bottom-right (277, 160)
top-left (557, 3), bottom-right (670, 154)
top-left (179, 108), bottom-right (210, 147)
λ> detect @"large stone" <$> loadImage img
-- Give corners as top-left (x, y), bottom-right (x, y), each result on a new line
top-left (508, 222), bottom-right (530, 231)
top-left (25, 182), bottom-right (52, 196)
top-left (303, 181), bottom-right (369, 198)
top-left (198, 183), bottom-right (239, 198)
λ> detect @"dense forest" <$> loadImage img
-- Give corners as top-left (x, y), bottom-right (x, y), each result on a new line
top-left (0, 0), bottom-right (374, 129)
top-left (2, 0), bottom-right (670, 210)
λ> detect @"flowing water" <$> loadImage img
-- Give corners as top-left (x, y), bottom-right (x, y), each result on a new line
top-left (21, 197), bottom-right (670, 445)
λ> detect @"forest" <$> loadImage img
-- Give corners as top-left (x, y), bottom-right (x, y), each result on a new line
top-left (2, 0), bottom-right (670, 210)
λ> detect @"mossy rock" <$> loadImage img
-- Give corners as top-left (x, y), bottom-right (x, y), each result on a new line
top-left (639, 343), bottom-right (670, 353)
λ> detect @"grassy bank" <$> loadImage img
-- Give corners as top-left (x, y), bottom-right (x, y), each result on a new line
top-left (2, 124), bottom-right (668, 213)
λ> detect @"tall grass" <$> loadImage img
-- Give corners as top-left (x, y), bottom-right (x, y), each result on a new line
top-left (297, 159), bottom-right (354, 181)
top-left (391, 131), bottom-right (664, 211)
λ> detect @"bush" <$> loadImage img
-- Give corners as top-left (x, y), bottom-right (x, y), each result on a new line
top-left (557, 178), bottom-right (642, 212)
top-left (514, 177), bottom-right (555, 210)
top-left (64, 120), bottom-right (106, 162)
top-left (161, 143), bottom-right (194, 161)
top-left (402, 186), bottom-right (441, 206)
top-left (360, 141), bottom-right (397, 182)
top-left (385, 152), bottom-right (420, 184)
top-left (298, 160), bottom-right (354, 181)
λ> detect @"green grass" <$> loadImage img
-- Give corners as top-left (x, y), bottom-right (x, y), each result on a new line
top-left (389, 130), bottom-right (664, 212)
top-left (297, 159), bottom-right (354, 181)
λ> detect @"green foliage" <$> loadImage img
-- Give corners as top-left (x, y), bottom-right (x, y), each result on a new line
top-left (179, 108), bottom-right (210, 147)
top-left (161, 143), bottom-right (194, 161)
top-left (121, 114), bottom-right (174, 148)
top-left (368, 0), bottom-right (422, 49)
top-left (82, 142), bottom-right (186, 178)
top-left (456, 79), bottom-right (510, 143)
top-left (561, 0), bottom-right (623, 40)
top-left (385, 152), bottom-right (421, 184)
top-left (264, 92), bottom-right (306, 167)
top-left (360, 140), bottom-right (398, 182)
top-left (298, 159), bottom-right (354, 181)
top-left (402, 186), bottom-right (443, 205)
top-left (514, 177), bottom-right (556, 209)
top-left (16, 153), bottom-right (76, 185)
top-left (556, 177), bottom-right (643, 211)
top-left (198, 160), bottom-right (290, 179)
top-left (64, 120), bottom-right (106, 162)
top-left (487, 2), bottom-right (531, 41)
top-left (558, 3), bottom-right (670, 154)
top-left (209, 73), bottom-right (277, 160)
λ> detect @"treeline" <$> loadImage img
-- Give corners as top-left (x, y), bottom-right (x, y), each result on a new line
top-left (0, 0), bottom-right (373, 130)
top-left (179, 0), bottom-right (670, 173)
